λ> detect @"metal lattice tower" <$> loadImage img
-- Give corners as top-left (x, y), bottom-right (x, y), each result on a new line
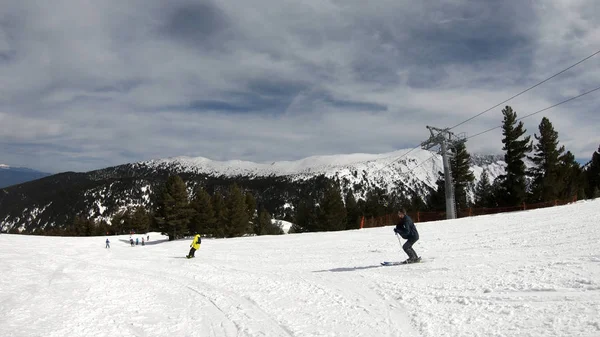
top-left (421, 126), bottom-right (466, 219)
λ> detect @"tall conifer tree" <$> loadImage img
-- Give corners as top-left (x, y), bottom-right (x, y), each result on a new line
top-left (190, 187), bottom-right (215, 236)
top-left (255, 207), bottom-right (283, 235)
top-left (245, 193), bottom-right (257, 227)
top-left (427, 173), bottom-right (446, 211)
top-left (131, 206), bottom-right (150, 234)
top-left (586, 145), bottom-right (600, 198)
top-left (558, 151), bottom-right (584, 200)
top-left (451, 141), bottom-right (475, 210)
top-left (474, 170), bottom-right (493, 207)
top-left (318, 181), bottom-right (347, 231)
top-left (498, 106), bottom-right (532, 206)
top-left (344, 191), bottom-right (360, 230)
top-left (154, 175), bottom-right (193, 240)
top-left (224, 184), bottom-right (250, 237)
top-left (211, 192), bottom-right (227, 237)
top-left (528, 117), bottom-right (564, 202)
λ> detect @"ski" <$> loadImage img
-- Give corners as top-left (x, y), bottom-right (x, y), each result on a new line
top-left (381, 261), bottom-right (405, 266)
top-left (381, 257), bottom-right (422, 266)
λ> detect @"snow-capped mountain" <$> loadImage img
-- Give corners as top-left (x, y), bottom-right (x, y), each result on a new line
top-left (138, 149), bottom-right (505, 199)
top-left (0, 149), bottom-right (506, 232)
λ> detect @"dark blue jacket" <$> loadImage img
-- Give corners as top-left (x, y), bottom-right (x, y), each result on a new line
top-left (394, 215), bottom-right (419, 240)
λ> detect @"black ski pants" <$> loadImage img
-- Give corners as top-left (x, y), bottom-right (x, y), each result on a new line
top-left (188, 247), bottom-right (197, 257)
top-left (402, 236), bottom-right (419, 260)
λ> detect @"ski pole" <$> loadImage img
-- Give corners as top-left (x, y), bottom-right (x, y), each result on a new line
top-left (395, 232), bottom-right (403, 250)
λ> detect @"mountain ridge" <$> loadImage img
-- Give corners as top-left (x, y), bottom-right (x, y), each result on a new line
top-left (0, 165), bottom-right (51, 188)
top-left (0, 149), bottom-right (506, 232)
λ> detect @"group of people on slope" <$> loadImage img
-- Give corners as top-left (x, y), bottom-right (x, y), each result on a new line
top-left (104, 235), bottom-right (150, 248)
top-left (103, 209), bottom-right (418, 264)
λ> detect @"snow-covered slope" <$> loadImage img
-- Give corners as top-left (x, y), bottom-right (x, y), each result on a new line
top-left (1, 199), bottom-right (599, 337)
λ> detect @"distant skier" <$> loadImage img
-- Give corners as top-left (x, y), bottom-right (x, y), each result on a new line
top-left (186, 233), bottom-right (201, 259)
top-left (105, 238), bottom-right (110, 248)
top-left (147, 235), bottom-right (150, 241)
top-left (141, 237), bottom-right (145, 246)
top-left (136, 238), bottom-right (139, 246)
top-left (393, 208), bottom-right (420, 263)
top-left (130, 238), bottom-right (134, 247)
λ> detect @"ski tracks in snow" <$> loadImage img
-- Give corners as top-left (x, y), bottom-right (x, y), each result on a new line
top-left (73, 257), bottom-right (295, 337)
top-left (194, 259), bottom-right (423, 337)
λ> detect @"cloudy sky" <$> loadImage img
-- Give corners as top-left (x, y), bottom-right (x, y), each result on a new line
top-left (1, 0), bottom-right (599, 173)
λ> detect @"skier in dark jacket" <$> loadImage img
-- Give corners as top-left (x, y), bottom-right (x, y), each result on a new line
top-left (393, 208), bottom-right (420, 263)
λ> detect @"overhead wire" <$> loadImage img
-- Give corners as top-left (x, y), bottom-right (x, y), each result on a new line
top-left (392, 84), bottom-right (600, 180)
top-left (376, 146), bottom-right (424, 173)
top-left (465, 85), bottom-right (600, 141)
top-left (373, 49), bottom-right (600, 174)
top-left (448, 49), bottom-right (600, 131)
top-left (398, 154), bottom-right (437, 177)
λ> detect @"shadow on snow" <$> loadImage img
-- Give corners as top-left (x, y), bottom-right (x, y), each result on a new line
top-left (117, 238), bottom-right (171, 246)
top-left (313, 264), bottom-right (386, 273)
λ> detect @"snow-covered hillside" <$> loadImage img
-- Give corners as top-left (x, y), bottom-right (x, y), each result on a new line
top-left (0, 148), bottom-right (506, 232)
top-left (2, 199), bottom-right (599, 337)
top-left (140, 148), bottom-right (506, 198)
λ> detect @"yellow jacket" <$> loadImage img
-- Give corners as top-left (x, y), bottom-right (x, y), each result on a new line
top-left (190, 234), bottom-right (201, 250)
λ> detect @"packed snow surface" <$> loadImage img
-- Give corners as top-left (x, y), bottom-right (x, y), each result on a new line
top-left (2, 200), bottom-right (600, 337)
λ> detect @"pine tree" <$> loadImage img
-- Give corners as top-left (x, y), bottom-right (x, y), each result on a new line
top-left (474, 170), bottom-right (493, 207)
top-left (111, 209), bottom-right (131, 235)
top-left (131, 206), bottom-right (150, 234)
top-left (224, 184), bottom-right (249, 237)
top-left (557, 151), bottom-right (584, 200)
top-left (451, 141), bottom-right (476, 210)
top-left (190, 187), bottom-right (215, 236)
top-left (527, 117), bottom-right (564, 202)
top-left (498, 106), bottom-right (532, 206)
top-left (94, 220), bottom-right (110, 236)
top-left (211, 192), bottom-right (227, 237)
top-left (386, 189), bottom-right (410, 214)
top-left (344, 191), bottom-right (360, 230)
top-left (293, 197), bottom-right (318, 233)
top-left (245, 192), bottom-right (257, 228)
top-left (585, 145), bottom-right (600, 198)
top-left (489, 176), bottom-right (504, 207)
top-left (68, 215), bottom-right (97, 236)
top-left (154, 175), bottom-right (193, 240)
top-left (427, 173), bottom-right (446, 211)
top-left (255, 207), bottom-right (283, 235)
top-left (363, 188), bottom-right (387, 218)
top-left (318, 181), bottom-right (347, 231)
top-left (82, 217), bottom-right (96, 236)
top-left (409, 191), bottom-right (427, 211)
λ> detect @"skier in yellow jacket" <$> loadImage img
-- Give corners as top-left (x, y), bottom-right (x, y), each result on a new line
top-left (186, 233), bottom-right (201, 259)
